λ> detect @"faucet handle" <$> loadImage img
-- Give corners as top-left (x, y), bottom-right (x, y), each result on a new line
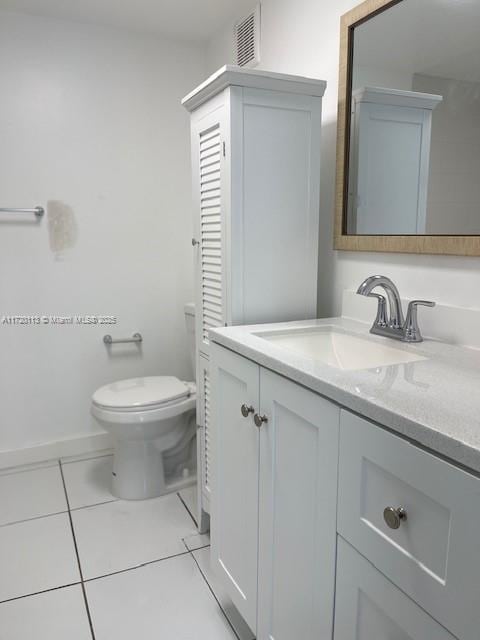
top-left (367, 293), bottom-right (388, 328)
top-left (404, 300), bottom-right (436, 343)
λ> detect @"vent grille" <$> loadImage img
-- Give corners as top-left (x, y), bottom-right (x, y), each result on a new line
top-left (199, 124), bottom-right (223, 343)
top-left (235, 5), bottom-right (260, 68)
top-left (203, 366), bottom-right (211, 492)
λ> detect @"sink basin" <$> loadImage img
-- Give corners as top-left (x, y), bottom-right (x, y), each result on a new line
top-left (253, 326), bottom-right (427, 371)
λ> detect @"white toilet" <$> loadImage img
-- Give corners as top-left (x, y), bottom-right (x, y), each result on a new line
top-left (91, 303), bottom-right (197, 500)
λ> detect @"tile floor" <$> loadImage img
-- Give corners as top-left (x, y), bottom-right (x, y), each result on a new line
top-left (0, 454), bottom-right (255, 639)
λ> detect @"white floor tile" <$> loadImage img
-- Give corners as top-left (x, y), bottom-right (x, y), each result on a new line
top-left (193, 547), bottom-right (256, 640)
top-left (86, 553), bottom-right (238, 640)
top-left (179, 484), bottom-right (198, 520)
top-left (0, 465), bottom-right (67, 526)
top-left (0, 585), bottom-right (91, 639)
top-left (184, 531), bottom-right (210, 551)
top-left (0, 514), bottom-right (80, 602)
top-left (62, 456), bottom-right (116, 509)
top-left (71, 494), bottom-right (197, 579)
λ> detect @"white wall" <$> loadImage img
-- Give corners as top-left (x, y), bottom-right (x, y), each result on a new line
top-left (0, 11), bottom-right (205, 458)
top-left (413, 73), bottom-right (480, 235)
top-left (206, 0), bottom-right (480, 317)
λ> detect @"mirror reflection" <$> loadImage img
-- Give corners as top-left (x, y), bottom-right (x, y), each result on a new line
top-left (347, 0), bottom-right (480, 236)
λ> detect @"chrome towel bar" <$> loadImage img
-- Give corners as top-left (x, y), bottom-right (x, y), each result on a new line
top-left (0, 206), bottom-right (44, 217)
top-left (103, 333), bottom-right (143, 345)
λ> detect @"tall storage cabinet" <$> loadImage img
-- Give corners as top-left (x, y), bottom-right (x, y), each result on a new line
top-left (182, 65), bottom-right (326, 529)
top-left (347, 86), bottom-right (442, 235)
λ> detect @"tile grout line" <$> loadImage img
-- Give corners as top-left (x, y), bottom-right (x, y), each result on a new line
top-left (0, 509), bottom-right (69, 530)
top-left (176, 491), bottom-right (198, 528)
top-left (83, 549), bottom-right (193, 584)
top-left (0, 582), bottom-right (82, 606)
top-left (58, 461), bottom-right (97, 640)
top-left (184, 542), bottom-right (211, 552)
top-left (189, 549), bottom-right (243, 640)
top-left (0, 548), bottom-right (194, 606)
top-left (70, 498), bottom-right (119, 513)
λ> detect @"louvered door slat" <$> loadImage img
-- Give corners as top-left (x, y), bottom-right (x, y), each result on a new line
top-left (201, 182), bottom-right (220, 195)
top-left (201, 196), bottom-right (221, 207)
top-left (201, 162), bottom-right (221, 177)
top-left (200, 137), bottom-right (221, 153)
top-left (199, 128), bottom-right (220, 145)
top-left (198, 123), bottom-right (224, 344)
top-left (203, 285), bottom-right (222, 298)
top-left (203, 366), bottom-right (211, 493)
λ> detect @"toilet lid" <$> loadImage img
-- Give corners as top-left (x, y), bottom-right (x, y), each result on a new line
top-left (92, 376), bottom-right (191, 409)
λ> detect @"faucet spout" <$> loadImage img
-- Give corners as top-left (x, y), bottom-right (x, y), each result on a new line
top-left (357, 275), bottom-right (404, 329)
top-left (356, 275), bottom-right (435, 343)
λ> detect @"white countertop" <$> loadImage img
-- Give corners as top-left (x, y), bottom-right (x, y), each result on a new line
top-left (210, 318), bottom-right (480, 475)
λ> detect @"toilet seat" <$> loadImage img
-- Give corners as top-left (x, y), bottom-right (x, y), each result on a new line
top-left (92, 376), bottom-right (195, 412)
top-left (92, 376), bottom-right (196, 425)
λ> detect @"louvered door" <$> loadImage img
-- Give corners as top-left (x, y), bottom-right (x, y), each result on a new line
top-left (192, 103), bottom-right (226, 355)
top-left (197, 354), bottom-right (212, 512)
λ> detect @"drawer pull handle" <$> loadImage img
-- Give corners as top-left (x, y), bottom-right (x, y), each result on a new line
top-left (241, 404), bottom-right (254, 418)
top-left (254, 413), bottom-right (268, 428)
top-left (383, 506), bottom-right (407, 530)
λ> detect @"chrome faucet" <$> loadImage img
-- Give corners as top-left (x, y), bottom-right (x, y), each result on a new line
top-left (357, 275), bottom-right (435, 343)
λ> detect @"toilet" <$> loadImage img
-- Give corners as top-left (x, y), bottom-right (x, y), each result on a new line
top-left (91, 303), bottom-right (197, 500)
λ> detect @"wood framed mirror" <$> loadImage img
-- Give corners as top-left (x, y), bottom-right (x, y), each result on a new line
top-left (334, 0), bottom-right (480, 255)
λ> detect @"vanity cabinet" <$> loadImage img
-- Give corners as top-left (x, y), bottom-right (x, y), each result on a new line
top-left (210, 338), bottom-right (480, 640)
top-left (334, 537), bottom-right (456, 640)
top-left (210, 343), bottom-right (339, 637)
top-left (338, 410), bottom-right (480, 640)
top-left (182, 66), bottom-right (326, 527)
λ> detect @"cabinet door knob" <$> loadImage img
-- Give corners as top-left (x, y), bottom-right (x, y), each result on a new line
top-left (383, 506), bottom-right (407, 530)
top-left (254, 413), bottom-right (268, 428)
top-left (241, 404), bottom-right (254, 418)
top-left (192, 238), bottom-right (200, 246)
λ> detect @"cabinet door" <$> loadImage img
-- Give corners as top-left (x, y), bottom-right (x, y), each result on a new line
top-left (229, 88), bottom-right (321, 325)
top-left (191, 94), bottom-right (228, 356)
top-left (257, 368), bottom-right (339, 640)
top-left (334, 538), bottom-right (456, 640)
top-left (210, 344), bottom-right (260, 633)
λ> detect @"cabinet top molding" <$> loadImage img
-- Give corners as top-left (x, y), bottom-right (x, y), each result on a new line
top-left (353, 86), bottom-right (443, 111)
top-left (182, 64), bottom-right (327, 112)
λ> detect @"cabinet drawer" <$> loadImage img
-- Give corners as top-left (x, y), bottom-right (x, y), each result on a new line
top-left (338, 410), bottom-right (480, 640)
top-left (334, 537), bottom-right (455, 640)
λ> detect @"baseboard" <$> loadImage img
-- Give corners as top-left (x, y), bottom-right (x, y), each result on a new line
top-left (0, 432), bottom-right (113, 471)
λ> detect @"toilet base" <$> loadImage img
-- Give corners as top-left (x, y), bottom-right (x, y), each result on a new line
top-left (111, 437), bottom-right (196, 500)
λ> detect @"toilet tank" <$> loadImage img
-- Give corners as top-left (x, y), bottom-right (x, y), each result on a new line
top-left (184, 303), bottom-right (196, 381)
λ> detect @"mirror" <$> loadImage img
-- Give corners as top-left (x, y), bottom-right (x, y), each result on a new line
top-left (334, 0), bottom-right (480, 255)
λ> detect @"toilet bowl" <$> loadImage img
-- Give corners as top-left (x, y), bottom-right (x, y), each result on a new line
top-left (91, 304), bottom-right (197, 500)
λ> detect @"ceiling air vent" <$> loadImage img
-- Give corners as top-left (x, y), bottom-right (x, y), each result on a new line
top-left (235, 5), bottom-right (260, 68)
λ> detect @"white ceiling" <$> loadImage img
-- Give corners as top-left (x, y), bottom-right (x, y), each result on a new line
top-left (0, 0), bottom-right (254, 42)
